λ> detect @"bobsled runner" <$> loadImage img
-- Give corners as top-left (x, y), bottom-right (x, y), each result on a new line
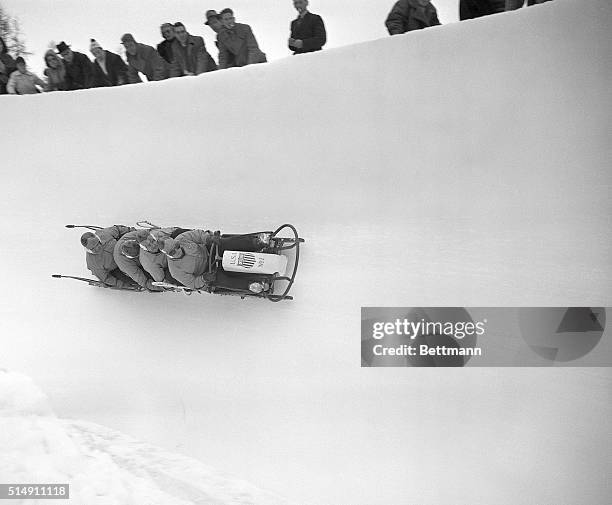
top-left (54, 222), bottom-right (303, 302)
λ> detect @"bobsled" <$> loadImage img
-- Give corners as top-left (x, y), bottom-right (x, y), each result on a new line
top-left (152, 224), bottom-right (303, 301)
top-left (54, 222), bottom-right (303, 302)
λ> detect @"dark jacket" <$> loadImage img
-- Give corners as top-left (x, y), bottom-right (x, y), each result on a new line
top-left (125, 43), bottom-right (170, 83)
top-left (289, 12), bottom-right (327, 54)
top-left (218, 23), bottom-right (267, 69)
top-left (157, 39), bottom-right (174, 64)
top-left (459, 0), bottom-right (504, 20)
top-left (92, 50), bottom-right (128, 87)
top-left (385, 0), bottom-right (441, 35)
top-left (0, 52), bottom-right (17, 94)
top-left (170, 35), bottom-right (216, 75)
top-left (64, 51), bottom-right (94, 90)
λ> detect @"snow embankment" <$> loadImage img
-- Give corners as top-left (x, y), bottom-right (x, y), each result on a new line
top-left (0, 370), bottom-right (292, 505)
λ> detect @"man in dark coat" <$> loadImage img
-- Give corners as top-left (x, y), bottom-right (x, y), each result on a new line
top-left (385, 0), bottom-right (441, 35)
top-left (288, 0), bottom-right (326, 54)
top-left (204, 10), bottom-right (225, 63)
top-left (89, 39), bottom-right (128, 87)
top-left (170, 22), bottom-right (216, 75)
top-left (157, 23), bottom-right (175, 64)
top-left (121, 33), bottom-right (170, 83)
top-left (56, 41), bottom-right (94, 90)
top-left (217, 8), bottom-right (267, 69)
top-left (459, 0), bottom-right (504, 20)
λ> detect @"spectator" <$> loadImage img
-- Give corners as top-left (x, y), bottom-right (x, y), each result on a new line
top-left (204, 9), bottom-right (225, 36)
top-left (459, 0), bottom-right (504, 20)
top-left (288, 0), bottom-right (326, 54)
top-left (204, 9), bottom-right (224, 62)
top-left (217, 8), bottom-right (267, 69)
top-left (120, 33), bottom-right (170, 83)
top-left (43, 50), bottom-right (68, 91)
top-left (506, 0), bottom-right (553, 10)
top-left (0, 36), bottom-right (17, 95)
top-left (157, 23), bottom-right (175, 64)
top-left (90, 39), bottom-right (128, 87)
top-left (7, 57), bottom-right (45, 95)
top-left (56, 41), bottom-right (94, 90)
top-left (171, 22), bottom-right (217, 75)
top-left (385, 0), bottom-right (441, 35)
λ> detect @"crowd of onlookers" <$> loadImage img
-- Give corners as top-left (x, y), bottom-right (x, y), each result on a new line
top-left (0, 0), bottom-right (553, 96)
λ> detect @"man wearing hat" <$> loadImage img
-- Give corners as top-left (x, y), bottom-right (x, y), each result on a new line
top-left (120, 33), bottom-right (170, 83)
top-left (81, 225), bottom-right (137, 288)
top-left (204, 10), bottom-right (224, 62)
top-left (288, 0), bottom-right (327, 55)
top-left (6, 56), bottom-right (45, 94)
top-left (114, 230), bottom-right (163, 291)
top-left (56, 41), bottom-right (94, 90)
top-left (205, 10), bottom-right (225, 34)
top-left (90, 39), bottom-right (128, 87)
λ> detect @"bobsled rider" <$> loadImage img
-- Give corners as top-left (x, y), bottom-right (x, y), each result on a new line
top-left (161, 230), bottom-right (214, 290)
top-left (81, 225), bottom-right (139, 288)
top-left (137, 227), bottom-right (190, 283)
top-left (114, 230), bottom-right (164, 291)
top-left (145, 226), bottom-right (272, 256)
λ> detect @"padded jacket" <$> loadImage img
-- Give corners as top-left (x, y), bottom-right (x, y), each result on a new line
top-left (167, 230), bottom-right (213, 290)
top-left (85, 225), bottom-right (134, 287)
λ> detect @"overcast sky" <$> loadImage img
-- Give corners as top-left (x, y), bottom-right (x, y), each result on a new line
top-left (3, 0), bottom-right (460, 75)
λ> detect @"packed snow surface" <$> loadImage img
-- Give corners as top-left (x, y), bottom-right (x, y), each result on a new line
top-left (1, 1), bottom-right (611, 504)
top-left (0, 371), bottom-right (291, 505)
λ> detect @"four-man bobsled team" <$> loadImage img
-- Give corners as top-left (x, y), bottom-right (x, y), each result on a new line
top-left (81, 225), bottom-right (274, 293)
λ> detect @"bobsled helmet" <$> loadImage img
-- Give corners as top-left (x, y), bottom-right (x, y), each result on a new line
top-left (161, 238), bottom-right (182, 259)
top-left (81, 232), bottom-right (102, 254)
top-left (120, 239), bottom-right (140, 259)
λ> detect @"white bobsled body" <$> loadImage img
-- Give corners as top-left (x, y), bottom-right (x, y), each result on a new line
top-left (222, 250), bottom-right (288, 275)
